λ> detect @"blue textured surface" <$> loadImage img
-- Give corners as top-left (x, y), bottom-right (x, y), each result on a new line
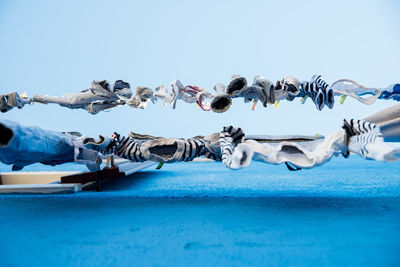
top-left (1, 156), bottom-right (400, 266)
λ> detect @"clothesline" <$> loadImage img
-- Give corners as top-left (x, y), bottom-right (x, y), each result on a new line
top-left (2, 103), bottom-right (399, 172)
top-left (1, 74), bottom-right (399, 114)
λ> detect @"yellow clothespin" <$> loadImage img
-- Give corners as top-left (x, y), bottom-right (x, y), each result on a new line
top-left (339, 95), bottom-right (347, 104)
top-left (274, 100), bottom-right (280, 109)
top-left (20, 92), bottom-right (28, 99)
top-left (195, 103), bottom-right (199, 109)
top-left (34, 99), bottom-right (48, 104)
top-left (300, 96), bottom-right (307, 104)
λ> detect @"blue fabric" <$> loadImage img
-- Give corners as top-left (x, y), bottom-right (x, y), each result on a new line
top-left (0, 120), bottom-right (75, 170)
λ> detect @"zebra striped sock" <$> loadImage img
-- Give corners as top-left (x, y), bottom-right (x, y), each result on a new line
top-left (342, 118), bottom-right (382, 159)
top-left (219, 126), bottom-right (252, 169)
top-left (115, 135), bottom-right (146, 162)
top-left (301, 74), bottom-right (335, 110)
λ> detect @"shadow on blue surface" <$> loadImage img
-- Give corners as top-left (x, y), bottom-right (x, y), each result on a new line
top-left (1, 156), bottom-right (400, 266)
top-left (0, 197), bottom-right (399, 266)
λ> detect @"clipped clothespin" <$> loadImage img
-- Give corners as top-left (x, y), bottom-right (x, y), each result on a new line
top-left (34, 99), bottom-right (49, 104)
top-left (105, 155), bottom-right (115, 168)
top-left (251, 100), bottom-right (258, 110)
top-left (339, 95), bottom-right (347, 104)
top-left (156, 162), bottom-right (164, 169)
top-left (274, 100), bottom-right (280, 109)
top-left (300, 96), bottom-right (307, 104)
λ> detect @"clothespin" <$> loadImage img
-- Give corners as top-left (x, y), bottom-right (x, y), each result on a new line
top-left (300, 96), bottom-right (307, 104)
top-left (274, 100), bottom-right (280, 109)
top-left (251, 100), bottom-right (258, 110)
top-left (156, 162), bottom-right (164, 169)
top-left (105, 155), bottom-right (115, 168)
top-left (339, 95), bottom-right (347, 104)
top-left (34, 99), bottom-right (48, 104)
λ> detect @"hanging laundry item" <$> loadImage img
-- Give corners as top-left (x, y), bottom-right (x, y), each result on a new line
top-left (274, 75), bottom-right (301, 102)
top-left (0, 92), bottom-right (32, 113)
top-left (0, 120), bottom-right (100, 171)
top-left (169, 79), bottom-right (212, 111)
top-left (330, 79), bottom-right (381, 105)
top-left (33, 80), bottom-right (131, 114)
top-left (77, 103), bottom-right (400, 171)
top-left (126, 86), bottom-right (156, 109)
top-left (2, 74), bottom-right (399, 113)
top-left (210, 82), bottom-right (232, 113)
top-left (153, 85), bottom-right (175, 106)
top-left (238, 75), bottom-right (275, 110)
top-left (300, 74), bottom-right (334, 110)
top-left (380, 83), bottom-right (400, 101)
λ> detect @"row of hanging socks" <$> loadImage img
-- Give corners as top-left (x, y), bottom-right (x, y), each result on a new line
top-left (1, 75), bottom-right (399, 114)
top-left (209, 74), bottom-right (399, 112)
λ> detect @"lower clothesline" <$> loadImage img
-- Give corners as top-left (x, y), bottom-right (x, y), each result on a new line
top-left (1, 104), bottom-right (400, 172)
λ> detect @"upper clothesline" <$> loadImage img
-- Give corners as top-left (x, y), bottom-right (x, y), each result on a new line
top-left (1, 74), bottom-right (399, 114)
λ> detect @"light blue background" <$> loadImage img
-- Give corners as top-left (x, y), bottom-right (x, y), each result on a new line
top-left (1, 0), bottom-right (399, 138)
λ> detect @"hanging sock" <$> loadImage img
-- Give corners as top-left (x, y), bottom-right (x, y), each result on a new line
top-left (126, 86), bottom-right (155, 109)
top-left (331, 79), bottom-right (381, 105)
top-left (182, 85), bottom-right (212, 111)
top-left (210, 82), bottom-right (232, 113)
top-left (239, 75), bottom-right (275, 109)
top-left (0, 92), bottom-right (33, 113)
top-left (380, 84), bottom-right (400, 101)
top-left (300, 74), bottom-right (334, 110)
top-left (274, 75), bottom-right (301, 101)
top-left (154, 85), bottom-right (175, 106)
top-left (226, 75), bottom-right (247, 97)
top-left (342, 118), bottom-right (400, 161)
top-left (220, 126), bottom-right (253, 169)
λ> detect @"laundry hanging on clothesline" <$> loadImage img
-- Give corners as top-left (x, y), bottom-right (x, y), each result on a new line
top-left (81, 103), bottom-right (400, 170)
top-left (1, 74), bottom-right (399, 114)
top-left (1, 103), bottom-right (399, 171)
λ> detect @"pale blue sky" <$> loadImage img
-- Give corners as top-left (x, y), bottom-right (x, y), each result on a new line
top-left (0, 0), bottom-right (399, 137)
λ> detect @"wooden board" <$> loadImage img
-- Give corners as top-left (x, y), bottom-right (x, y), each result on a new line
top-left (0, 161), bottom-right (156, 194)
top-left (0, 171), bottom-right (78, 185)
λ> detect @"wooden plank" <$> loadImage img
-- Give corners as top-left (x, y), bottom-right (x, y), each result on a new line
top-left (0, 171), bottom-right (78, 185)
top-left (0, 183), bottom-right (81, 194)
